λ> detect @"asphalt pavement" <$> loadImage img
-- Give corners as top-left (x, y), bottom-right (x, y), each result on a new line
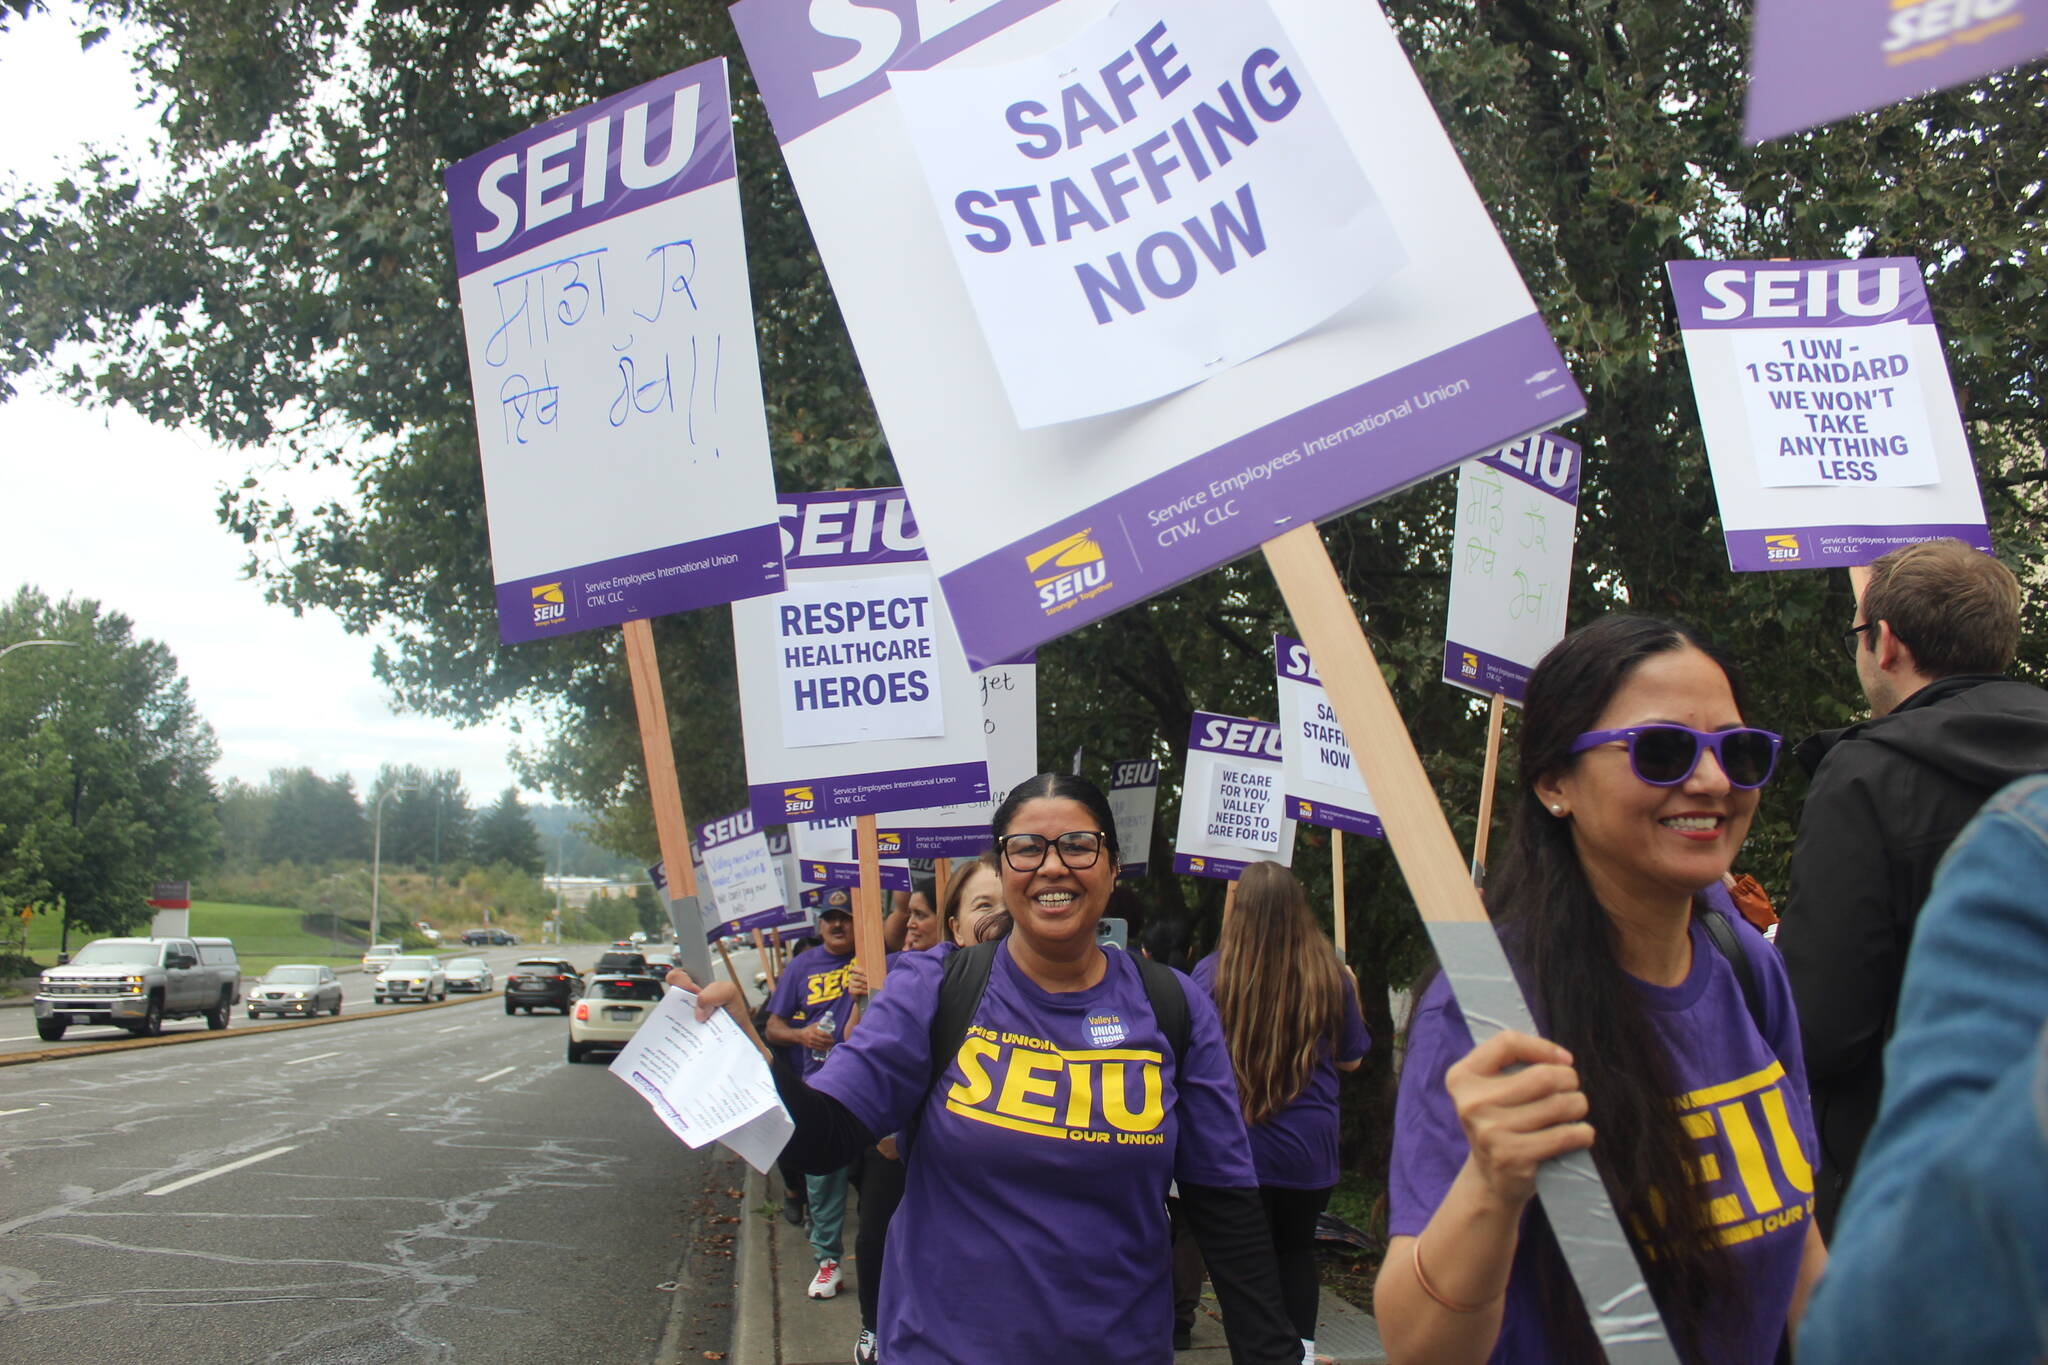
top-left (0, 943), bottom-right (755, 1364)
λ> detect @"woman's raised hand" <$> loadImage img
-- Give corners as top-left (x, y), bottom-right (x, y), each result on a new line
top-left (1444, 1030), bottom-right (1595, 1211)
top-left (666, 967), bottom-right (742, 1023)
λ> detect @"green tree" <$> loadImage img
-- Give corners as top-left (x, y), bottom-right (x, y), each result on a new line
top-left (259, 766), bottom-right (367, 864)
top-left (0, 587), bottom-right (220, 938)
top-left (369, 765), bottom-right (472, 872)
top-left (472, 785), bottom-right (541, 873)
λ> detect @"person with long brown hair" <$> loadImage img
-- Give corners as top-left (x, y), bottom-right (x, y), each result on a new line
top-left (1194, 860), bottom-right (1369, 1364)
top-left (1374, 615), bottom-right (1825, 1363)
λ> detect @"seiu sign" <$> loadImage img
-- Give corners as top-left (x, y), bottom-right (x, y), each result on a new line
top-left (700, 810), bottom-right (758, 848)
top-left (778, 490), bottom-right (925, 569)
top-left (1194, 715), bottom-right (1282, 760)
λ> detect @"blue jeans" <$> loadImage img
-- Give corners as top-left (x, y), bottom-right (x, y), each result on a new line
top-left (1798, 773), bottom-right (2048, 1363)
top-left (805, 1166), bottom-right (849, 1264)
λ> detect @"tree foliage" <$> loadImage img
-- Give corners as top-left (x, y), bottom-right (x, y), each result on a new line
top-left (472, 784), bottom-right (542, 873)
top-left (5, 0), bottom-right (2047, 1181)
top-left (368, 763), bottom-right (472, 870)
top-left (0, 586), bottom-right (220, 934)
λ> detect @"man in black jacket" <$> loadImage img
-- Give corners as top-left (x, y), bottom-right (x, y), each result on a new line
top-left (1782, 538), bottom-right (2048, 1237)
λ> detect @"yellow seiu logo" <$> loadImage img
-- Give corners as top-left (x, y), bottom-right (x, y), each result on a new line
top-left (1763, 534), bottom-right (1802, 562)
top-left (878, 832), bottom-right (902, 854)
top-left (1297, 800), bottom-right (1313, 818)
top-left (804, 965), bottom-right (851, 1009)
top-left (1638, 1060), bottom-right (1816, 1249)
top-left (1028, 530), bottom-right (1111, 615)
top-left (945, 1026), bottom-right (1166, 1146)
top-left (1460, 651), bottom-right (1479, 677)
top-left (784, 786), bottom-right (816, 815)
top-left (531, 582), bottom-right (566, 626)
top-left (1189, 857), bottom-right (1206, 872)
top-left (809, 863), bottom-right (828, 881)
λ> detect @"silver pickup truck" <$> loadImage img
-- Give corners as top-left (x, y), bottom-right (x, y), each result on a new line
top-left (34, 937), bottom-right (241, 1041)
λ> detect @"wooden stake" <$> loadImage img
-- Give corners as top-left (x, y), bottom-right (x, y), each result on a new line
top-left (621, 619), bottom-right (716, 983)
top-left (932, 856), bottom-right (952, 915)
top-left (1472, 692), bottom-right (1507, 880)
top-left (853, 814), bottom-right (889, 993)
top-left (752, 929), bottom-right (778, 989)
top-left (1331, 828), bottom-right (1348, 955)
top-left (714, 938), bottom-right (748, 1003)
top-left (1223, 877), bottom-right (1238, 922)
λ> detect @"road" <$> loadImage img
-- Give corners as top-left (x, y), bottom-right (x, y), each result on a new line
top-left (0, 942), bottom-right (779, 1364)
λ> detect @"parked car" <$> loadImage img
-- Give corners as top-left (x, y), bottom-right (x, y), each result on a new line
top-left (567, 974), bottom-right (664, 1062)
top-left (247, 965), bottom-right (343, 1018)
top-left (462, 927), bottom-right (518, 946)
top-left (505, 958), bottom-right (583, 1015)
top-left (373, 956), bottom-right (447, 1004)
top-left (591, 950), bottom-right (653, 978)
top-left (361, 943), bottom-right (403, 971)
top-left (443, 957), bottom-right (495, 993)
top-left (32, 936), bottom-right (238, 1040)
top-left (641, 948), bottom-right (677, 971)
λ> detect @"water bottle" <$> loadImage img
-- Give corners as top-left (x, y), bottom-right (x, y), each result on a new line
top-left (810, 1008), bottom-right (837, 1064)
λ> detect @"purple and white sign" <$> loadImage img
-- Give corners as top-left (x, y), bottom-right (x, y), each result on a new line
top-left (1748, 0), bottom-right (2047, 143)
top-left (730, 0), bottom-right (1584, 670)
top-left (881, 658), bottom-right (1038, 857)
top-left (698, 808), bottom-right (790, 939)
top-left (444, 60), bottom-right (786, 643)
top-left (1172, 712), bottom-right (1296, 881)
top-left (1441, 434), bottom-right (1581, 704)
top-left (732, 490), bottom-right (990, 825)
top-left (1107, 758), bottom-right (1161, 879)
top-left (1669, 259), bottom-right (1989, 572)
top-left (790, 816), bottom-right (914, 893)
top-left (1275, 635), bottom-right (1383, 838)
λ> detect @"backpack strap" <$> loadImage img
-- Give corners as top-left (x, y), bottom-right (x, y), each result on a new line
top-left (1133, 953), bottom-right (1191, 1074)
top-left (1699, 904), bottom-right (1767, 1039)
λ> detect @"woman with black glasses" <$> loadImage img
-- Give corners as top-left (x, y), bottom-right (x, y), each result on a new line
top-left (673, 772), bottom-right (1300, 1365)
top-left (1375, 615), bottom-right (1826, 1365)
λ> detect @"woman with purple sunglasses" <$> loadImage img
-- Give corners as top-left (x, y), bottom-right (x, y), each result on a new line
top-left (1376, 615), bottom-right (1826, 1365)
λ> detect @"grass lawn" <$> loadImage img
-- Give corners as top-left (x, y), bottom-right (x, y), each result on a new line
top-left (16, 901), bottom-right (366, 978)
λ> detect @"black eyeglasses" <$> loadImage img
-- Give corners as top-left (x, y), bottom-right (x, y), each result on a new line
top-left (998, 830), bottom-right (1109, 873)
top-left (1840, 622), bottom-right (1876, 658)
top-left (1568, 724), bottom-right (1783, 790)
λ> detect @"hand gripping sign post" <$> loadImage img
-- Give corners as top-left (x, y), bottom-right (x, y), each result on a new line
top-left (1747, 0), bottom-right (2048, 143)
top-left (1274, 634), bottom-right (1385, 951)
top-left (731, 490), bottom-right (991, 988)
top-left (1667, 259), bottom-right (1990, 573)
top-left (1172, 713), bottom-right (1298, 913)
top-left (445, 59), bottom-right (785, 992)
top-left (1440, 434), bottom-right (1582, 876)
top-left (1107, 758), bottom-right (1161, 880)
top-left (733, 2), bottom-right (1673, 1353)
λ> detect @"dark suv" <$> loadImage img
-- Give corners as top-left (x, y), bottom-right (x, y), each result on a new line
top-left (591, 950), bottom-right (653, 977)
top-left (464, 928), bottom-right (517, 946)
top-left (505, 959), bottom-right (584, 1015)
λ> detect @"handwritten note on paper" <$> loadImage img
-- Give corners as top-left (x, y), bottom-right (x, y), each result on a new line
top-left (608, 988), bottom-right (792, 1172)
top-left (1441, 434), bottom-right (1582, 704)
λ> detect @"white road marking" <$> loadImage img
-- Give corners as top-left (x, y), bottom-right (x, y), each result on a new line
top-left (473, 1065), bottom-right (516, 1083)
top-left (146, 1145), bottom-right (298, 1197)
top-left (0, 1106), bottom-right (38, 1117)
top-left (282, 1051), bottom-right (342, 1066)
top-left (433, 1024), bottom-right (465, 1034)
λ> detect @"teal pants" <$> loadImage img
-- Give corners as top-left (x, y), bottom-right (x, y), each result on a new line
top-left (805, 1166), bottom-right (849, 1263)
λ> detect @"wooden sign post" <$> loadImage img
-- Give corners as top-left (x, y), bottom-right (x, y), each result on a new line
top-left (853, 814), bottom-right (889, 994)
top-left (1330, 829), bottom-right (1348, 955)
top-left (1471, 692), bottom-right (1508, 882)
top-left (932, 856), bottom-right (952, 919)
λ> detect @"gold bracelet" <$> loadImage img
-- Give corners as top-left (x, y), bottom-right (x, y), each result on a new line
top-left (1411, 1230), bottom-right (1492, 1315)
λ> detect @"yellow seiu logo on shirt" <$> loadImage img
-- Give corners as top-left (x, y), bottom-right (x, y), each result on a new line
top-left (944, 1024), bottom-right (1167, 1146)
top-left (803, 965), bottom-right (851, 1009)
top-left (1637, 1060), bottom-right (1816, 1249)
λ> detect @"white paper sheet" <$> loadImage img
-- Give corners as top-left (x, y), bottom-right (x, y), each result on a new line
top-left (608, 987), bottom-right (792, 1172)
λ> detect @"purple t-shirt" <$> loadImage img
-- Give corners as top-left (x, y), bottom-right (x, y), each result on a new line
top-left (1191, 953), bottom-right (1371, 1189)
top-left (1388, 913), bottom-right (1818, 1364)
top-left (812, 941), bottom-right (1257, 1365)
top-left (765, 943), bottom-right (858, 1078)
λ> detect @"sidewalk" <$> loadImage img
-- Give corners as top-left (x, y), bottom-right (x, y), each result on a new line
top-left (726, 1165), bottom-right (1386, 1365)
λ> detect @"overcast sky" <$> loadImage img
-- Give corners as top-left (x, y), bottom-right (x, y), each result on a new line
top-left (0, 10), bottom-right (543, 804)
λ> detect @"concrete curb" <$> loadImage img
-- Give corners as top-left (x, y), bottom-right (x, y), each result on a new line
top-left (0, 989), bottom-right (506, 1068)
top-left (730, 1165), bottom-right (775, 1365)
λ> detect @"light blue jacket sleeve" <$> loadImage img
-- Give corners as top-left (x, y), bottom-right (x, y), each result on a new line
top-left (1797, 774), bottom-right (2048, 1364)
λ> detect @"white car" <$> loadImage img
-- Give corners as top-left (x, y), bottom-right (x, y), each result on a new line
top-left (374, 956), bottom-right (447, 1004)
top-left (566, 974), bottom-right (664, 1063)
top-left (361, 943), bottom-right (403, 972)
top-left (443, 957), bottom-right (495, 993)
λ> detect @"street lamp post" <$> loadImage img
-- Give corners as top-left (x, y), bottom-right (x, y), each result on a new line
top-left (0, 639), bottom-right (81, 663)
top-left (369, 783), bottom-right (417, 948)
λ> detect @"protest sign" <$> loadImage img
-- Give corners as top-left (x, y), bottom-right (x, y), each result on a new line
top-left (791, 817), bottom-right (913, 893)
top-left (731, 490), bottom-right (990, 824)
top-left (881, 658), bottom-right (1038, 856)
top-left (1748, 0), bottom-right (2048, 143)
top-left (1172, 713), bottom-right (1296, 880)
top-left (1668, 259), bottom-right (1989, 571)
top-left (444, 60), bottom-right (784, 642)
top-left (1274, 635), bottom-right (1383, 838)
top-left (731, 0), bottom-right (1586, 671)
top-left (697, 809), bottom-right (790, 938)
top-left (762, 828), bottom-right (811, 930)
top-left (1107, 758), bottom-right (1161, 879)
top-left (1441, 434), bottom-right (1581, 703)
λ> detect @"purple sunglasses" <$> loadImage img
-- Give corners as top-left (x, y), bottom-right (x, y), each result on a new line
top-left (1568, 724), bottom-right (1783, 790)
